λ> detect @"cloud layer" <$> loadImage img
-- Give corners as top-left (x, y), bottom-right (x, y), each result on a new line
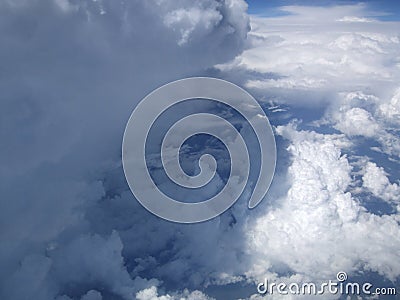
top-left (1, 1), bottom-right (400, 299)
top-left (217, 3), bottom-right (400, 297)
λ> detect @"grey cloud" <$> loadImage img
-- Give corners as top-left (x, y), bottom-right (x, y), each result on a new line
top-left (0, 0), bottom-right (249, 299)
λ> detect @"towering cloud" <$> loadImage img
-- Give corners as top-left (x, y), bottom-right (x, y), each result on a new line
top-left (0, 0), bottom-right (249, 299)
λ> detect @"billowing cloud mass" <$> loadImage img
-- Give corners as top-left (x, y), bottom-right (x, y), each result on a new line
top-left (1, 1), bottom-right (400, 300)
top-left (0, 0), bottom-right (249, 299)
top-left (216, 2), bottom-right (400, 298)
top-left (246, 124), bottom-right (400, 281)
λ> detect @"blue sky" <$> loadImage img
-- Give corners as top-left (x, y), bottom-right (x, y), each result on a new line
top-left (246, 0), bottom-right (400, 20)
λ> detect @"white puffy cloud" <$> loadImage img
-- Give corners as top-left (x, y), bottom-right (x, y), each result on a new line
top-left (322, 90), bottom-right (400, 156)
top-left (164, 7), bottom-right (222, 46)
top-left (362, 161), bottom-right (400, 204)
top-left (333, 107), bottom-right (380, 137)
top-left (136, 287), bottom-right (172, 300)
top-left (136, 286), bottom-right (213, 300)
top-left (244, 124), bottom-right (400, 285)
top-left (379, 87), bottom-right (400, 122)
